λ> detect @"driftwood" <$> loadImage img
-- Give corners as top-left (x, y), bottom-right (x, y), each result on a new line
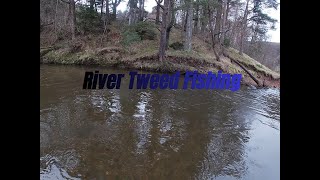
top-left (223, 52), bottom-right (262, 87)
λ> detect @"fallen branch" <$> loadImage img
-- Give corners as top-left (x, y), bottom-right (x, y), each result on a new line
top-left (223, 52), bottom-right (262, 87)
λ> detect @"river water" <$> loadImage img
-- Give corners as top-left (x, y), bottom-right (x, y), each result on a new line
top-left (40, 64), bottom-right (280, 180)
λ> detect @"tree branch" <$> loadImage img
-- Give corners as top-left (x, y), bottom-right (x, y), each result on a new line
top-left (155, 0), bottom-right (164, 10)
top-left (112, 0), bottom-right (121, 6)
top-left (214, 29), bottom-right (231, 37)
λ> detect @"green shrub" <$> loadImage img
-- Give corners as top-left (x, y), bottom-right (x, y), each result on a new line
top-left (132, 21), bottom-right (156, 40)
top-left (121, 31), bottom-right (141, 47)
top-left (122, 21), bottom-right (156, 42)
top-left (223, 38), bottom-right (231, 47)
top-left (169, 42), bottom-right (184, 50)
top-left (76, 5), bottom-right (103, 34)
top-left (57, 30), bottom-right (68, 40)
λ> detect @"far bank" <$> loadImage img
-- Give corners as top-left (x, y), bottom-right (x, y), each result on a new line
top-left (40, 22), bottom-right (279, 88)
top-left (40, 45), bottom-right (280, 88)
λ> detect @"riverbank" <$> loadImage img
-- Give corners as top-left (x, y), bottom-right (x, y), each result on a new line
top-left (40, 22), bottom-right (280, 88)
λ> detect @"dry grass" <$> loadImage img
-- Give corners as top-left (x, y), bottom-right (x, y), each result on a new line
top-left (224, 48), bottom-right (280, 79)
top-left (41, 23), bottom-right (279, 87)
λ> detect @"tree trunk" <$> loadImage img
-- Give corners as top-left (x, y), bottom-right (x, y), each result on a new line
top-left (230, 5), bottom-right (239, 47)
top-left (159, 0), bottom-right (170, 61)
top-left (208, 5), bottom-right (220, 61)
top-left (156, 4), bottom-right (160, 24)
top-left (239, 0), bottom-right (250, 55)
top-left (165, 0), bottom-right (175, 49)
top-left (212, 0), bottom-right (223, 57)
top-left (183, 11), bottom-right (187, 32)
top-left (112, 5), bottom-right (117, 20)
top-left (184, 0), bottom-right (193, 51)
top-left (106, 0), bottom-right (109, 20)
top-left (155, 0), bottom-right (163, 24)
top-left (101, 0), bottom-right (109, 44)
top-left (208, 5), bottom-right (214, 45)
top-left (194, 0), bottom-right (199, 34)
top-left (141, 0), bottom-right (145, 20)
top-left (139, 0), bottom-right (142, 20)
top-left (201, 6), bottom-right (207, 33)
top-left (129, 8), bottom-right (135, 25)
top-left (250, 22), bottom-right (259, 44)
top-left (221, 0), bottom-right (228, 46)
top-left (67, 0), bottom-right (72, 24)
top-left (90, 0), bottom-right (95, 10)
top-left (213, 0), bottom-right (222, 46)
top-left (70, 0), bottom-right (76, 40)
top-left (54, 0), bottom-right (58, 36)
top-left (129, 0), bottom-right (138, 25)
top-left (101, 0), bottom-right (104, 15)
top-left (111, 0), bottom-right (121, 20)
top-left (138, 0), bottom-right (145, 21)
top-left (224, 0), bottom-right (230, 40)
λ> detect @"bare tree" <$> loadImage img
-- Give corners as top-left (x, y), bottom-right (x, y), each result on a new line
top-left (70, 0), bottom-right (76, 40)
top-left (200, 5), bottom-right (208, 34)
top-left (213, 0), bottom-right (222, 47)
top-left (239, 0), bottom-right (250, 55)
top-left (194, 0), bottom-right (199, 34)
top-left (155, 0), bottom-right (163, 24)
top-left (220, 0), bottom-right (228, 46)
top-left (138, 0), bottom-right (145, 21)
top-left (129, 0), bottom-right (138, 24)
top-left (158, 0), bottom-right (170, 61)
top-left (111, 0), bottom-right (121, 20)
top-left (100, 0), bottom-right (104, 15)
top-left (184, 0), bottom-right (193, 51)
top-left (89, 0), bottom-right (94, 9)
top-left (165, 0), bottom-right (175, 49)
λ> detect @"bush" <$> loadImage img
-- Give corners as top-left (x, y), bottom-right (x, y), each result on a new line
top-left (76, 5), bottom-right (103, 34)
top-left (132, 21), bottom-right (156, 40)
top-left (169, 42), bottom-right (184, 50)
top-left (121, 31), bottom-right (141, 47)
top-left (69, 41), bottom-right (83, 53)
top-left (123, 21), bottom-right (156, 41)
top-left (223, 38), bottom-right (231, 47)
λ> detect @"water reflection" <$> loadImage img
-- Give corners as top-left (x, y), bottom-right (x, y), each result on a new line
top-left (40, 65), bottom-right (280, 179)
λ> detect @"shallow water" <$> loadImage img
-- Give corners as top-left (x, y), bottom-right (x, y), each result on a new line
top-left (40, 64), bottom-right (280, 180)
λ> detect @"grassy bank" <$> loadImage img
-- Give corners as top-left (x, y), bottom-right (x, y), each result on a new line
top-left (40, 22), bottom-right (280, 88)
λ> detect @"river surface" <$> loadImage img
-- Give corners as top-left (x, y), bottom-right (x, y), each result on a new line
top-left (40, 64), bottom-right (280, 180)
